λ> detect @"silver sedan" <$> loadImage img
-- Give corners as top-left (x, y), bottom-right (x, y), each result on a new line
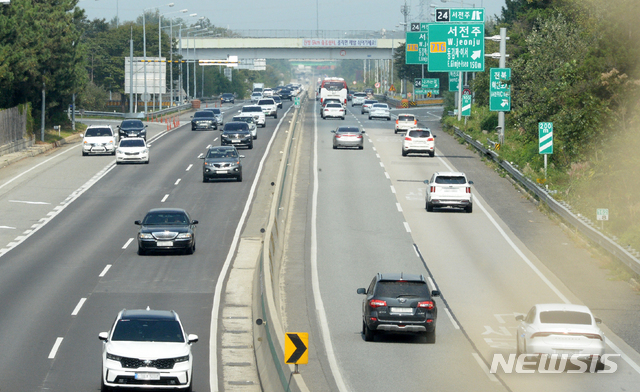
top-left (332, 126), bottom-right (365, 150)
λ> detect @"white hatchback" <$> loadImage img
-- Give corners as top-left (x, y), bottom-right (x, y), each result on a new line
top-left (82, 125), bottom-right (118, 156)
top-left (402, 128), bottom-right (435, 157)
top-left (424, 171), bottom-right (473, 213)
top-left (116, 137), bottom-right (149, 164)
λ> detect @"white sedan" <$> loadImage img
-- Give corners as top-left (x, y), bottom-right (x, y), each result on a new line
top-left (368, 103), bottom-right (390, 120)
top-left (516, 303), bottom-right (605, 367)
top-left (322, 103), bottom-right (345, 120)
top-left (116, 137), bottom-right (149, 164)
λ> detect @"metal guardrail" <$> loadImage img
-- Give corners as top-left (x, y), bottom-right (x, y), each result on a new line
top-left (451, 126), bottom-right (640, 276)
top-left (72, 103), bottom-right (192, 119)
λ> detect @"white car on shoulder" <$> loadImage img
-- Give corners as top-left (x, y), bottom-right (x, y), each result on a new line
top-left (116, 137), bottom-right (149, 164)
top-left (515, 303), bottom-right (606, 369)
top-left (424, 171), bottom-right (473, 213)
top-left (402, 128), bottom-right (435, 157)
top-left (368, 103), bottom-right (390, 120)
top-left (82, 125), bottom-right (118, 156)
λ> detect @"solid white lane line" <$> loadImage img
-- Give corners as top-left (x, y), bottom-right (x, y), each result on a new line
top-left (186, 164), bottom-right (193, 171)
top-left (396, 203), bottom-right (403, 212)
top-left (48, 337), bottom-right (64, 359)
top-left (605, 338), bottom-right (640, 375)
top-left (472, 353), bottom-right (498, 382)
top-left (175, 179), bottom-right (181, 185)
top-left (9, 200), bottom-right (50, 205)
top-left (161, 194), bottom-right (169, 203)
top-left (0, 226), bottom-right (16, 230)
top-left (71, 298), bottom-right (87, 316)
top-left (403, 222), bottom-right (411, 232)
top-left (99, 265), bottom-right (112, 277)
top-left (444, 308), bottom-right (460, 329)
top-left (385, 172), bottom-right (390, 179)
top-left (390, 185), bottom-right (396, 194)
top-left (311, 99), bottom-right (350, 392)
top-left (122, 238), bottom-right (134, 249)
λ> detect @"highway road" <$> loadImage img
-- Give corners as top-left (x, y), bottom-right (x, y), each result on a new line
top-left (0, 101), bottom-right (294, 392)
top-left (279, 96), bottom-right (640, 392)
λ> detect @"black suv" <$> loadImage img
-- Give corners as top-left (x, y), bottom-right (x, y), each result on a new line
top-left (279, 89), bottom-right (292, 101)
top-left (357, 273), bottom-right (440, 343)
top-left (191, 110), bottom-right (217, 131)
top-left (220, 93), bottom-right (235, 104)
top-left (221, 122), bottom-right (253, 149)
top-left (117, 119), bottom-right (147, 140)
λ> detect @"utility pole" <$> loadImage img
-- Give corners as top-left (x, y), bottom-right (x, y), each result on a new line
top-left (498, 27), bottom-right (507, 145)
top-left (400, 0), bottom-right (410, 97)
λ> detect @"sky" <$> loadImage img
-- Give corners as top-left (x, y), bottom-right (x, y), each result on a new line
top-left (77, 0), bottom-right (507, 32)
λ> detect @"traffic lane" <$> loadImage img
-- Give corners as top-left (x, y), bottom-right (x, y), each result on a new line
top-left (314, 106), bottom-right (503, 392)
top-left (366, 118), bottom-right (640, 389)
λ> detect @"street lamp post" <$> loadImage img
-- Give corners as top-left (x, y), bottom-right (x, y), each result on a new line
top-left (193, 30), bottom-right (212, 99)
top-left (159, 9), bottom-right (187, 109)
top-left (181, 24), bottom-right (205, 101)
top-left (143, 3), bottom-right (174, 114)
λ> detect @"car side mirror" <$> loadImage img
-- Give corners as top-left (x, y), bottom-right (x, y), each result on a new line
top-left (116, 126), bottom-right (120, 129)
top-left (431, 290), bottom-right (440, 297)
top-left (199, 156), bottom-right (204, 159)
top-left (595, 317), bottom-right (602, 324)
top-left (423, 180), bottom-right (429, 184)
top-left (98, 332), bottom-right (109, 341)
top-left (145, 125), bottom-right (148, 128)
top-left (361, 130), bottom-right (365, 134)
top-left (433, 134), bottom-right (436, 138)
top-left (190, 116), bottom-right (193, 118)
top-left (469, 181), bottom-right (474, 185)
top-left (331, 130), bottom-right (336, 133)
top-left (238, 110), bottom-right (241, 113)
top-left (356, 288), bottom-right (366, 294)
top-left (191, 220), bottom-right (199, 225)
top-left (188, 334), bottom-right (199, 344)
top-left (515, 315), bottom-right (524, 321)
top-left (134, 220), bottom-right (141, 225)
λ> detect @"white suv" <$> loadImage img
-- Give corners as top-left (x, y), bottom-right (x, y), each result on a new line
top-left (402, 128), bottom-right (435, 157)
top-left (257, 98), bottom-right (278, 118)
top-left (99, 308), bottom-right (198, 391)
top-left (395, 113), bottom-right (417, 134)
top-left (424, 172), bottom-right (473, 213)
top-left (239, 105), bottom-right (266, 127)
top-left (351, 92), bottom-right (367, 106)
top-left (82, 125), bottom-right (118, 156)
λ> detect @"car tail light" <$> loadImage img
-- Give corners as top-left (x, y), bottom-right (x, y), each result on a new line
top-left (335, 135), bottom-right (341, 138)
top-left (427, 137), bottom-right (434, 141)
top-left (426, 319), bottom-right (434, 323)
top-left (583, 334), bottom-right (604, 340)
top-left (404, 137), bottom-right (412, 141)
top-left (357, 134), bottom-right (363, 139)
top-left (320, 98), bottom-right (324, 104)
top-left (466, 187), bottom-right (471, 194)
top-left (417, 301), bottom-right (434, 310)
top-left (369, 299), bottom-right (387, 308)
top-left (396, 119), bottom-right (399, 124)
top-left (430, 186), bottom-right (436, 193)
top-left (531, 332), bottom-right (553, 338)
top-left (414, 120), bottom-right (417, 125)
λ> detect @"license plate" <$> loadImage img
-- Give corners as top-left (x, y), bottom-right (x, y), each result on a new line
top-left (135, 373), bottom-right (161, 381)
top-left (444, 189), bottom-right (458, 193)
top-left (231, 140), bottom-right (241, 143)
top-left (156, 241), bottom-right (173, 247)
top-left (216, 170), bottom-right (228, 174)
top-left (390, 307), bottom-right (414, 314)
top-left (128, 133), bottom-right (137, 137)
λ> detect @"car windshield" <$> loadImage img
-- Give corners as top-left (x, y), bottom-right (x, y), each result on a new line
top-left (434, 176), bottom-right (467, 184)
top-left (354, 93), bottom-right (366, 97)
top-left (119, 139), bottom-right (145, 147)
top-left (142, 212), bottom-right (189, 225)
top-left (224, 123), bottom-right (249, 131)
top-left (408, 130), bottom-right (431, 138)
top-left (539, 311), bottom-right (592, 325)
top-left (121, 120), bottom-right (143, 128)
top-left (194, 112), bottom-right (214, 118)
top-left (376, 281), bottom-right (429, 298)
top-left (326, 104), bottom-right (342, 108)
top-left (112, 319), bottom-right (185, 343)
top-left (258, 99), bottom-right (274, 105)
top-left (207, 149), bottom-right (237, 159)
top-left (222, 94), bottom-right (233, 98)
top-left (364, 100), bottom-right (378, 104)
top-left (336, 127), bottom-right (360, 134)
top-left (85, 128), bottom-right (112, 137)
top-left (252, 93), bottom-right (261, 97)
top-left (242, 106), bottom-right (262, 112)
top-left (399, 115), bottom-right (415, 121)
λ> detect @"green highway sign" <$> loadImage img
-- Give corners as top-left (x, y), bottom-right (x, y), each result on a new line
top-left (596, 208), bottom-right (609, 221)
top-left (434, 8), bottom-right (485, 22)
top-left (415, 88), bottom-right (440, 95)
top-left (405, 32), bottom-right (429, 64)
top-left (539, 122), bottom-right (553, 154)
top-left (461, 94), bottom-right (472, 116)
top-left (294, 97), bottom-right (300, 108)
top-left (428, 23), bottom-right (485, 72)
top-left (414, 78), bottom-right (439, 89)
top-left (490, 68), bottom-right (511, 111)
top-left (449, 72), bottom-right (460, 91)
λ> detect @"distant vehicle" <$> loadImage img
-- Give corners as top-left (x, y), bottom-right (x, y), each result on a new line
top-left (279, 89), bottom-right (293, 101)
top-left (424, 172), bottom-right (473, 212)
top-left (395, 113), bottom-right (417, 134)
top-left (516, 304), bottom-right (605, 370)
top-left (361, 99), bottom-right (378, 114)
top-left (357, 273), bottom-right (440, 343)
top-left (402, 128), bottom-right (435, 157)
top-left (221, 122), bottom-right (253, 149)
top-left (200, 145), bottom-right (244, 182)
top-left (191, 110), bottom-right (217, 131)
top-left (232, 115), bottom-right (258, 139)
top-left (116, 137), bottom-right (149, 164)
top-left (250, 92), bottom-right (262, 104)
top-left (252, 83), bottom-right (264, 93)
top-left (351, 92), bottom-right (367, 106)
top-left (364, 88), bottom-right (374, 96)
top-left (204, 107), bottom-right (223, 126)
top-left (220, 93), bottom-right (235, 104)
top-left (116, 119), bottom-right (147, 140)
top-left (320, 98), bottom-right (342, 115)
top-left (272, 95), bottom-right (283, 109)
top-left (331, 126), bottom-right (365, 149)
top-left (99, 308), bottom-right (198, 390)
top-left (257, 98), bottom-right (278, 118)
top-left (239, 105), bottom-right (266, 128)
top-left (368, 103), bottom-right (391, 121)
top-left (320, 77), bottom-right (348, 107)
top-left (82, 125), bottom-right (117, 156)
top-left (322, 103), bottom-right (346, 120)
top-left (262, 88), bottom-right (274, 97)
top-left (135, 208), bottom-right (198, 255)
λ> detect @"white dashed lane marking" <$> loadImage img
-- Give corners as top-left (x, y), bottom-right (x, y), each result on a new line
top-left (71, 298), bottom-right (87, 316)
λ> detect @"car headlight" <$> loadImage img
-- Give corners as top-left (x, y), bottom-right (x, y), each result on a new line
top-left (139, 233), bottom-right (153, 239)
top-left (143, 149), bottom-right (149, 154)
top-left (106, 353), bottom-right (122, 361)
top-left (116, 149), bottom-right (122, 154)
top-left (174, 355), bottom-right (189, 363)
top-left (177, 233), bottom-right (192, 239)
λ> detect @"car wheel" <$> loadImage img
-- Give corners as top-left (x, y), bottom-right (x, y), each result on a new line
top-left (112, 150), bottom-right (116, 155)
top-left (429, 151), bottom-right (435, 157)
top-left (425, 328), bottom-right (436, 344)
top-left (274, 113), bottom-right (277, 119)
top-left (203, 176), bottom-right (208, 183)
top-left (341, 116), bottom-right (345, 120)
top-left (82, 151), bottom-right (87, 156)
top-left (394, 129), bottom-right (398, 134)
top-left (359, 145), bottom-right (363, 150)
top-left (466, 204), bottom-right (473, 213)
top-left (137, 246), bottom-right (146, 256)
top-left (368, 116), bottom-right (372, 120)
top-left (401, 149), bottom-right (408, 157)
top-left (145, 159), bottom-right (149, 164)
top-left (333, 144), bottom-right (337, 150)
top-left (237, 173), bottom-right (243, 182)
top-left (185, 244), bottom-right (194, 255)
top-left (387, 117), bottom-right (391, 121)
top-left (116, 161), bottom-right (121, 165)
top-left (262, 123), bottom-right (266, 128)
top-left (101, 376), bottom-right (110, 392)
top-left (363, 321), bottom-right (375, 342)
top-left (426, 200), bottom-right (433, 212)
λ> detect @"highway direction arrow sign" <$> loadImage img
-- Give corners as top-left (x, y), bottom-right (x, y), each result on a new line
top-left (285, 333), bottom-right (308, 364)
top-left (490, 68), bottom-right (511, 111)
top-left (539, 122), bottom-right (553, 154)
top-left (428, 23), bottom-right (485, 72)
top-left (461, 94), bottom-right (472, 116)
top-left (434, 8), bottom-right (485, 22)
top-left (405, 32), bottom-right (429, 64)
